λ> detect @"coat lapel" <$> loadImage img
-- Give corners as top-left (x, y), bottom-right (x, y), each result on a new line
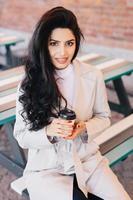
top-left (72, 59), bottom-right (94, 121)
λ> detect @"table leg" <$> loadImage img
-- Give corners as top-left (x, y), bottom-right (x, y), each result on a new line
top-left (112, 78), bottom-right (132, 116)
top-left (5, 45), bottom-right (13, 67)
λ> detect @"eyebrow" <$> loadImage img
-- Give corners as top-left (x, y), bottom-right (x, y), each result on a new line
top-left (49, 39), bottom-right (75, 42)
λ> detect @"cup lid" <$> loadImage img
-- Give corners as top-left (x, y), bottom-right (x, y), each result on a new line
top-left (59, 108), bottom-right (76, 120)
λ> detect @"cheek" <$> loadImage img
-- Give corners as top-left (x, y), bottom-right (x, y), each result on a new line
top-left (69, 46), bottom-right (76, 57)
top-left (48, 47), bottom-right (54, 57)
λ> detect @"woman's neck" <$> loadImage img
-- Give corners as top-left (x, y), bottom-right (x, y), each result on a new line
top-left (55, 63), bottom-right (73, 78)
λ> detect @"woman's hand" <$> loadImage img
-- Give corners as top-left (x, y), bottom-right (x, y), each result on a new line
top-left (64, 121), bottom-right (86, 140)
top-left (46, 118), bottom-right (74, 138)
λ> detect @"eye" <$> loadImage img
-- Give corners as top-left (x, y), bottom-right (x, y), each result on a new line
top-left (49, 41), bottom-right (58, 46)
top-left (66, 41), bottom-right (74, 47)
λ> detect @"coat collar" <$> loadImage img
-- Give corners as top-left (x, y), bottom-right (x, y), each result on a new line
top-left (71, 59), bottom-right (94, 120)
top-left (72, 59), bottom-right (94, 77)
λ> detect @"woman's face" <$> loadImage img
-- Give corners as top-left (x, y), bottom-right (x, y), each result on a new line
top-left (48, 28), bottom-right (76, 69)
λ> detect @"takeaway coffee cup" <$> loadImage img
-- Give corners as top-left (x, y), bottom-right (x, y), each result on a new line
top-left (58, 108), bottom-right (76, 136)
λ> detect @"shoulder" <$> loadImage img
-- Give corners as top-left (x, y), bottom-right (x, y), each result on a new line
top-left (73, 58), bottom-right (103, 81)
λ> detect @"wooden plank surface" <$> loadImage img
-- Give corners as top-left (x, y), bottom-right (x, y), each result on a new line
top-left (0, 65), bottom-right (24, 80)
top-left (0, 93), bottom-right (16, 112)
top-left (105, 137), bottom-right (133, 166)
top-left (77, 53), bottom-right (102, 62)
top-left (0, 87), bottom-right (17, 98)
top-left (104, 63), bottom-right (133, 82)
top-left (95, 58), bottom-right (128, 73)
top-left (0, 108), bottom-right (16, 125)
top-left (94, 114), bottom-right (133, 146)
top-left (0, 35), bottom-right (24, 46)
top-left (0, 74), bottom-right (23, 92)
top-left (0, 36), bottom-right (17, 42)
top-left (94, 114), bottom-right (133, 154)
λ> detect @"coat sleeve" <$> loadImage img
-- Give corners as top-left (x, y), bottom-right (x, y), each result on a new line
top-left (85, 70), bottom-right (111, 140)
top-left (13, 83), bottom-right (56, 149)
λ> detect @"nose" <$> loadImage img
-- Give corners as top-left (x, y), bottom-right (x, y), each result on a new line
top-left (59, 44), bottom-right (66, 56)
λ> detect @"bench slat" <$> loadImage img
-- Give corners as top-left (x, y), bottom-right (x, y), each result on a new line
top-left (104, 63), bottom-right (133, 82)
top-left (0, 87), bottom-right (17, 98)
top-left (0, 108), bottom-right (15, 125)
top-left (94, 114), bottom-right (133, 145)
top-left (0, 74), bottom-right (23, 92)
top-left (95, 58), bottom-right (128, 73)
top-left (0, 36), bottom-right (18, 44)
top-left (0, 36), bottom-right (24, 46)
top-left (89, 56), bottom-right (111, 65)
top-left (105, 137), bottom-right (133, 167)
top-left (0, 93), bottom-right (16, 112)
top-left (0, 65), bottom-right (24, 80)
top-left (77, 53), bottom-right (101, 62)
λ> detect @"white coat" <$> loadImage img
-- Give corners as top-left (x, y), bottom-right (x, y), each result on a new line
top-left (13, 59), bottom-right (130, 200)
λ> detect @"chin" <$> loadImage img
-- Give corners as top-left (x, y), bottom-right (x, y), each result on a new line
top-left (54, 61), bottom-right (71, 69)
top-left (55, 65), bottom-right (68, 70)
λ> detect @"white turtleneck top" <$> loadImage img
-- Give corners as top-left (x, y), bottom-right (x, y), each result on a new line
top-left (55, 64), bottom-right (75, 109)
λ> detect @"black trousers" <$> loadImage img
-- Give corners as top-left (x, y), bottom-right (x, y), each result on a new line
top-left (73, 174), bottom-right (104, 200)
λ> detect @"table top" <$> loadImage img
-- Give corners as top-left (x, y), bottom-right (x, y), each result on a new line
top-left (0, 33), bottom-right (24, 46)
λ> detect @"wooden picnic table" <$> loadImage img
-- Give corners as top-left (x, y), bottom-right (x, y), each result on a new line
top-left (0, 53), bottom-right (133, 177)
top-left (0, 33), bottom-right (24, 67)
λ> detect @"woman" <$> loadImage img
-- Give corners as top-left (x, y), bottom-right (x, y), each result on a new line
top-left (13, 6), bottom-right (131, 200)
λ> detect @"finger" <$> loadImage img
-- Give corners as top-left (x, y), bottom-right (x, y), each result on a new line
top-left (58, 127), bottom-right (74, 133)
top-left (67, 127), bottom-right (82, 138)
top-left (53, 118), bottom-right (60, 124)
top-left (60, 130), bottom-right (73, 136)
top-left (58, 119), bottom-right (74, 125)
top-left (65, 130), bottom-right (77, 140)
top-left (53, 120), bottom-right (74, 129)
top-left (56, 128), bottom-right (72, 137)
top-left (57, 123), bottom-right (74, 131)
top-left (60, 129), bottom-right (73, 137)
top-left (53, 121), bottom-right (74, 135)
top-left (52, 122), bottom-right (71, 130)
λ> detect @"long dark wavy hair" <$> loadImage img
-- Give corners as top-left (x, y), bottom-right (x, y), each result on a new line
top-left (19, 6), bottom-right (84, 131)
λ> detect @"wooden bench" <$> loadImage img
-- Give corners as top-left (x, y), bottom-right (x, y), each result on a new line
top-left (10, 114), bottom-right (133, 197)
top-left (94, 114), bottom-right (133, 166)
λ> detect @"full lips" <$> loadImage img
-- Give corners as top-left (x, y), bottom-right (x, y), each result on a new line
top-left (55, 58), bottom-right (68, 64)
